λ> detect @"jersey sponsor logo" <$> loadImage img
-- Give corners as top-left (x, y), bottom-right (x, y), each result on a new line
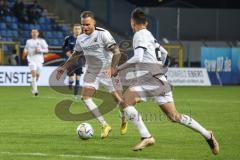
top-left (82, 44), bottom-right (101, 51)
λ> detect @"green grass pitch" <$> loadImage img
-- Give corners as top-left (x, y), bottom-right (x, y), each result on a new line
top-left (0, 86), bottom-right (239, 160)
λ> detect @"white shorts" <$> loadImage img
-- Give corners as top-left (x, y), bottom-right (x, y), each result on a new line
top-left (133, 85), bottom-right (174, 105)
top-left (131, 75), bottom-right (173, 105)
top-left (28, 60), bottom-right (43, 74)
top-left (83, 72), bottom-right (122, 92)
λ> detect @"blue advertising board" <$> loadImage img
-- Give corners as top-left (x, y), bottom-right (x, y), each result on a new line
top-left (231, 48), bottom-right (240, 84)
top-left (201, 47), bottom-right (240, 85)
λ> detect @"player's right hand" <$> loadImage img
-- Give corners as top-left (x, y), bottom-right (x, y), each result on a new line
top-left (56, 67), bottom-right (65, 80)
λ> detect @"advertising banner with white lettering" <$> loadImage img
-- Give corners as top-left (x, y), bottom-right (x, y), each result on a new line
top-left (0, 66), bottom-right (56, 86)
top-left (166, 68), bottom-right (211, 86)
top-left (201, 47), bottom-right (240, 85)
top-left (1, 67), bottom-right (211, 86)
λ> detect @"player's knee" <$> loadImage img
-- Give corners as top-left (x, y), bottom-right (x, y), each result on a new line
top-left (123, 95), bottom-right (135, 107)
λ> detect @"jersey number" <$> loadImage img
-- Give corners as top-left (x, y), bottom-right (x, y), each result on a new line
top-left (155, 48), bottom-right (162, 61)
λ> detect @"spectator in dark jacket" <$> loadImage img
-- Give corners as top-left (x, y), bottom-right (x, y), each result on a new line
top-left (27, 0), bottom-right (43, 23)
top-left (13, 0), bottom-right (29, 22)
top-left (0, 0), bottom-right (11, 18)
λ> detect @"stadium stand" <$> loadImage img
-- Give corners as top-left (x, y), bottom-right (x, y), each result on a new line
top-left (0, 0), bottom-right (69, 47)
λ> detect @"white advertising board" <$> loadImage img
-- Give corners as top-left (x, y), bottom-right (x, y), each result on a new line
top-left (166, 68), bottom-right (211, 86)
top-left (0, 66), bottom-right (56, 86)
top-left (0, 66), bottom-right (211, 86)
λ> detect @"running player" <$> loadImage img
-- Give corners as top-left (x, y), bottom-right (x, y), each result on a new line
top-left (23, 29), bottom-right (48, 96)
top-left (57, 11), bottom-right (127, 138)
top-left (62, 24), bottom-right (85, 100)
top-left (116, 8), bottom-right (219, 154)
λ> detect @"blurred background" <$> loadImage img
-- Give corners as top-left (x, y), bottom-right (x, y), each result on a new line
top-left (0, 0), bottom-right (240, 85)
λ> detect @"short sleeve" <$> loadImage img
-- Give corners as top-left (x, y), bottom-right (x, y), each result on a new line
top-left (101, 30), bottom-right (116, 48)
top-left (42, 39), bottom-right (48, 48)
top-left (133, 33), bottom-right (147, 50)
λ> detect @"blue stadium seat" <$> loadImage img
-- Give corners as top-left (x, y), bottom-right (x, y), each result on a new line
top-left (52, 39), bottom-right (59, 46)
top-left (38, 17), bottom-right (53, 24)
top-left (11, 17), bottom-right (18, 23)
top-left (21, 24), bottom-right (31, 31)
top-left (3, 16), bottom-right (11, 23)
top-left (59, 25), bottom-right (69, 32)
top-left (3, 16), bottom-right (14, 23)
top-left (10, 23), bottom-right (18, 30)
top-left (6, 37), bottom-right (13, 42)
top-left (38, 17), bottom-right (46, 24)
top-left (20, 39), bottom-right (27, 45)
top-left (57, 39), bottom-right (63, 46)
top-left (0, 23), bottom-right (7, 30)
top-left (6, 31), bottom-right (13, 37)
top-left (55, 31), bottom-right (64, 38)
top-left (29, 24), bottom-right (40, 30)
top-left (0, 30), bottom-right (7, 37)
top-left (22, 31), bottom-right (30, 38)
top-left (12, 31), bottom-right (19, 37)
top-left (44, 31), bottom-right (53, 38)
top-left (45, 25), bottom-right (52, 30)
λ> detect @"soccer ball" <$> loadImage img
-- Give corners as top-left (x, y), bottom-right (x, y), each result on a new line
top-left (76, 123), bottom-right (94, 140)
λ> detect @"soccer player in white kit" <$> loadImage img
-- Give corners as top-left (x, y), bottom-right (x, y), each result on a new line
top-left (116, 8), bottom-right (219, 154)
top-left (23, 29), bottom-right (48, 96)
top-left (57, 11), bottom-right (127, 138)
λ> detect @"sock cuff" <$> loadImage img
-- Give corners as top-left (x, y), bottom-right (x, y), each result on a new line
top-left (180, 114), bottom-right (191, 123)
top-left (123, 106), bottom-right (136, 112)
top-left (83, 98), bottom-right (92, 103)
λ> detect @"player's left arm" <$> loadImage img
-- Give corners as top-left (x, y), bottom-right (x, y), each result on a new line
top-left (41, 39), bottom-right (49, 53)
top-left (36, 39), bottom-right (48, 53)
top-left (117, 47), bottom-right (144, 71)
top-left (108, 44), bottom-right (121, 69)
top-left (102, 30), bottom-right (121, 76)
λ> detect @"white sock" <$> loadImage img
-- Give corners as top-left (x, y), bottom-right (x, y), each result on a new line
top-left (180, 114), bottom-right (211, 139)
top-left (83, 99), bottom-right (107, 126)
top-left (124, 106), bottom-right (151, 138)
top-left (32, 77), bottom-right (38, 93)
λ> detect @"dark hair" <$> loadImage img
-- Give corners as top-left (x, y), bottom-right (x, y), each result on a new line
top-left (80, 11), bottom-right (95, 19)
top-left (73, 23), bottom-right (81, 27)
top-left (131, 8), bottom-right (147, 24)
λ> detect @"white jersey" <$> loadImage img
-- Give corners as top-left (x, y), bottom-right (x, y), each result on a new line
top-left (74, 27), bottom-right (116, 74)
top-left (133, 29), bottom-right (168, 81)
top-left (24, 38), bottom-right (48, 63)
top-left (133, 28), bottom-right (163, 65)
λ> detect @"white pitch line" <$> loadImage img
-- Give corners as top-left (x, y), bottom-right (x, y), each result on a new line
top-left (0, 151), bottom-right (176, 160)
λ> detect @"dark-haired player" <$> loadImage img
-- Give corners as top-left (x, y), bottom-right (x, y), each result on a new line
top-left (117, 8), bottom-right (219, 154)
top-left (57, 11), bottom-right (127, 138)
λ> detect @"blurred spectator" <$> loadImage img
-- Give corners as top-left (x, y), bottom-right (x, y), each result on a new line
top-left (27, 0), bottom-right (43, 23)
top-left (13, 0), bottom-right (29, 22)
top-left (0, 0), bottom-right (11, 18)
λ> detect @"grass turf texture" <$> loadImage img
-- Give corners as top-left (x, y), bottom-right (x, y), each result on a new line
top-left (0, 86), bottom-right (239, 160)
